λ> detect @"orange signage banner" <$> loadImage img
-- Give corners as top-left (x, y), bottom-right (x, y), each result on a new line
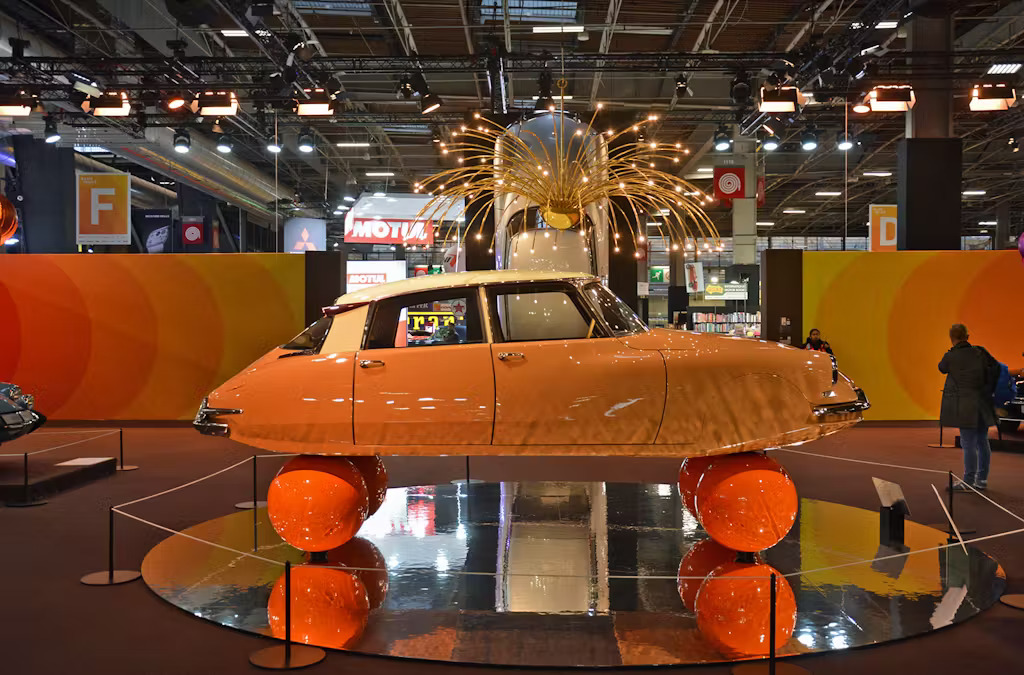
top-left (868, 204), bottom-right (898, 251)
top-left (76, 172), bottom-right (131, 245)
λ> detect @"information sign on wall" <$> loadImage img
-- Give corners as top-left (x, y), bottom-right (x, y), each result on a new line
top-left (346, 259), bottom-right (407, 293)
top-left (649, 266), bottom-right (669, 283)
top-left (344, 217), bottom-right (434, 245)
top-left (713, 166), bottom-right (745, 203)
top-left (76, 172), bottom-right (130, 245)
top-left (704, 282), bottom-right (748, 300)
top-left (284, 218), bottom-right (326, 252)
top-left (869, 204), bottom-right (898, 251)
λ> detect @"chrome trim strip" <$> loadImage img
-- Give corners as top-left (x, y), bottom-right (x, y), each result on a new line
top-left (814, 387), bottom-right (870, 418)
top-left (193, 398), bottom-right (243, 437)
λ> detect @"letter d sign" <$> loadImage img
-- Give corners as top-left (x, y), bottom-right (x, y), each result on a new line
top-left (869, 204), bottom-right (899, 251)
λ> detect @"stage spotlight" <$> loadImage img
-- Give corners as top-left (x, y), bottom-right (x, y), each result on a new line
top-left (297, 127), bottom-right (315, 153)
top-left (536, 70), bottom-right (555, 111)
top-left (675, 74), bottom-right (691, 97)
top-left (730, 71), bottom-right (751, 105)
top-left (398, 75), bottom-right (414, 100)
top-left (801, 127), bottom-right (819, 151)
top-left (267, 135), bottom-right (283, 153)
top-left (837, 133), bottom-right (854, 151)
top-left (762, 134), bottom-right (780, 151)
top-left (91, 91), bottom-right (131, 116)
top-left (164, 92), bottom-right (188, 111)
top-left (297, 88), bottom-right (334, 116)
top-left (713, 125), bottom-right (732, 152)
top-left (44, 116), bottom-right (61, 143)
top-left (172, 128), bottom-right (191, 154)
top-left (420, 92), bottom-right (443, 114)
top-left (216, 134), bottom-right (233, 153)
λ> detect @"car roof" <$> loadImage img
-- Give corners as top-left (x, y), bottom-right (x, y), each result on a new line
top-left (335, 269), bottom-right (596, 304)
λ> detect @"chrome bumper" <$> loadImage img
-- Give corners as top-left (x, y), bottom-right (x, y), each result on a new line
top-left (193, 398), bottom-right (242, 437)
top-left (814, 387), bottom-right (871, 418)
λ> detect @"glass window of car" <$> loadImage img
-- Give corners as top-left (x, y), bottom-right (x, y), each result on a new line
top-left (281, 315), bottom-right (333, 352)
top-left (488, 283), bottom-right (604, 342)
top-left (365, 290), bottom-right (483, 349)
top-left (584, 282), bottom-right (648, 336)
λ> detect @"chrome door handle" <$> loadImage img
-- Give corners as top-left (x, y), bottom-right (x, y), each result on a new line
top-left (359, 359), bottom-right (385, 368)
top-left (498, 352), bottom-right (524, 361)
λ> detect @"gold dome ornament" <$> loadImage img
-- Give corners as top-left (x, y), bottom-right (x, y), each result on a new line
top-left (541, 202), bottom-right (580, 230)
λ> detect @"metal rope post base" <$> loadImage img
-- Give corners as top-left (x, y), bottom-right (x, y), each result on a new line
top-left (236, 455), bottom-right (268, 509)
top-left (5, 453), bottom-right (47, 507)
top-left (927, 472), bottom-right (977, 535)
top-left (1000, 595), bottom-right (1024, 610)
top-left (116, 429), bottom-right (138, 471)
top-left (81, 507), bottom-right (141, 585)
top-left (249, 561), bottom-right (326, 669)
top-left (730, 573), bottom-right (811, 675)
top-left (927, 421), bottom-right (957, 449)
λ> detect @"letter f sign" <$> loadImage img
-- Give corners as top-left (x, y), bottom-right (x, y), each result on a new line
top-left (91, 188), bottom-right (115, 225)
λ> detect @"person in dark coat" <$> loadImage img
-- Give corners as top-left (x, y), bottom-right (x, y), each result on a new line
top-left (802, 328), bottom-right (834, 355)
top-left (939, 323), bottom-right (1000, 491)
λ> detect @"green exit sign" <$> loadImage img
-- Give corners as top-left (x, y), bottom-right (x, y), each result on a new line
top-left (649, 266), bottom-right (669, 283)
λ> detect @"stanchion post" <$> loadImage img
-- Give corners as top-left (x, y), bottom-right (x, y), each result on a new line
top-left (948, 471), bottom-right (954, 522)
top-left (248, 559), bottom-right (325, 668)
top-left (80, 506), bottom-right (141, 585)
top-left (116, 427), bottom-right (138, 471)
top-left (284, 560), bottom-right (292, 662)
top-left (5, 452), bottom-right (46, 507)
top-left (254, 456), bottom-right (258, 551)
top-left (235, 454), bottom-right (267, 510)
top-left (769, 573), bottom-right (777, 675)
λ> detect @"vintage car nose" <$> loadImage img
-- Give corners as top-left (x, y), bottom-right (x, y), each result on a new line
top-left (813, 386), bottom-right (871, 420)
top-left (193, 397), bottom-right (243, 437)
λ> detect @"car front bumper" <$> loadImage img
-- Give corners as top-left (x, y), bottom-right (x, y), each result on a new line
top-left (813, 387), bottom-right (871, 419)
top-left (193, 398), bottom-right (242, 437)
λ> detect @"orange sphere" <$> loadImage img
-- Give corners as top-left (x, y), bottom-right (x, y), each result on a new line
top-left (347, 455), bottom-right (388, 517)
top-left (696, 562), bottom-right (796, 658)
top-left (268, 455), bottom-right (369, 552)
top-left (0, 194), bottom-right (18, 246)
top-left (676, 539), bottom-right (739, 612)
top-left (694, 452), bottom-right (797, 552)
top-left (324, 537), bottom-right (389, 609)
top-left (678, 456), bottom-right (716, 516)
top-left (267, 565), bottom-right (370, 649)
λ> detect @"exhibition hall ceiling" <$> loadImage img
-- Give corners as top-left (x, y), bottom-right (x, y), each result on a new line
top-left (1, 0), bottom-right (1023, 235)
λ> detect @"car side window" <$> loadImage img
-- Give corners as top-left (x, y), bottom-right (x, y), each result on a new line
top-left (365, 290), bottom-right (483, 349)
top-left (488, 284), bottom-right (602, 342)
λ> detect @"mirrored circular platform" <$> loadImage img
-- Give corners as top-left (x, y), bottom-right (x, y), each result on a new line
top-left (141, 481), bottom-right (1005, 667)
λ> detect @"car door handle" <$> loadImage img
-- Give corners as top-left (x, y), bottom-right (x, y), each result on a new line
top-left (498, 352), bottom-right (524, 361)
top-left (359, 359), bottom-right (385, 368)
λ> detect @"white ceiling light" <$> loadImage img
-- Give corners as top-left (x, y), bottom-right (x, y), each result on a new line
top-left (336, 142), bottom-right (371, 147)
top-left (756, 221), bottom-right (775, 226)
top-left (988, 63), bottom-right (1022, 75)
top-left (696, 167), bottom-right (713, 173)
top-left (533, 25), bottom-right (585, 33)
top-left (373, 192), bottom-right (386, 197)
top-left (366, 171), bottom-right (395, 177)
top-left (979, 220), bottom-right (997, 225)
top-left (875, 20), bottom-right (898, 29)
top-left (863, 171), bottom-right (892, 177)
top-left (220, 29), bottom-right (249, 37)
top-left (962, 190), bottom-right (986, 196)
top-left (531, 95), bottom-right (574, 100)
top-left (783, 209), bottom-right (806, 214)
top-left (815, 191), bottom-right (842, 196)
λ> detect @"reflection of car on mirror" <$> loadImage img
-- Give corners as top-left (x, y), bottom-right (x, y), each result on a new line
top-left (195, 270), bottom-right (869, 457)
top-left (1, 382), bottom-right (46, 443)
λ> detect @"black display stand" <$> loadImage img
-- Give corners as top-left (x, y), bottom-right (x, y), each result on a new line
top-left (249, 561), bottom-right (326, 669)
top-left (880, 504), bottom-right (906, 547)
top-left (116, 428), bottom-right (138, 471)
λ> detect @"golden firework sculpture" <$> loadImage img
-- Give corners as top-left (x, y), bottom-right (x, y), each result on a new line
top-left (414, 104), bottom-right (723, 256)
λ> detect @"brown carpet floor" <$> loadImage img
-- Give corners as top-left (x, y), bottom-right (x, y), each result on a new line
top-left (2, 423), bottom-right (1024, 674)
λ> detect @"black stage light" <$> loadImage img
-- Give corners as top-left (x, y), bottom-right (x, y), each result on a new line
top-left (713, 125), bottom-right (732, 152)
top-left (398, 75), bottom-right (414, 100)
top-left (44, 116), bottom-right (61, 143)
top-left (762, 134), bottom-right (780, 152)
top-left (801, 126), bottom-right (819, 151)
top-left (837, 132), bottom-right (854, 151)
top-left (266, 135), bottom-right (283, 153)
top-left (297, 127), bottom-right (315, 153)
top-left (730, 71), bottom-right (751, 105)
top-left (675, 74), bottom-right (690, 98)
top-left (173, 128), bottom-right (191, 154)
top-left (536, 70), bottom-right (555, 111)
top-left (421, 92), bottom-right (443, 114)
top-left (216, 134), bottom-right (234, 154)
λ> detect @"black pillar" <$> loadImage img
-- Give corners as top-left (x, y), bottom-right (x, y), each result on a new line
top-left (608, 196), bottom-right (639, 312)
top-left (304, 252), bottom-right (346, 326)
top-left (897, 139), bottom-right (962, 250)
top-left (464, 191), bottom-right (495, 270)
top-left (760, 249), bottom-right (803, 344)
top-left (10, 136), bottom-right (76, 253)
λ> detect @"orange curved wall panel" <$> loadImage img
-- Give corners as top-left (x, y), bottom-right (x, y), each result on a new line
top-left (803, 251), bottom-right (1024, 420)
top-left (0, 253), bottom-right (304, 420)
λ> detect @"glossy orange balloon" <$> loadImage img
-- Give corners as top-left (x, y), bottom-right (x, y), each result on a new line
top-left (324, 536), bottom-right (389, 610)
top-left (696, 562), bottom-right (796, 658)
top-left (267, 565), bottom-right (370, 649)
top-left (267, 455), bottom-right (369, 552)
top-left (694, 452), bottom-right (797, 552)
top-left (676, 539), bottom-right (739, 612)
top-left (347, 455), bottom-right (388, 517)
top-left (678, 456), bottom-right (716, 517)
top-left (0, 194), bottom-right (18, 246)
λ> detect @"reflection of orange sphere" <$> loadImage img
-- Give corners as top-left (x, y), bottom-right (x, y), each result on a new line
top-left (677, 539), bottom-right (738, 612)
top-left (267, 565), bottom-right (370, 649)
top-left (696, 562), bottom-right (796, 658)
top-left (695, 452), bottom-right (797, 552)
top-left (347, 455), bottom-right (388, 517)
top-left (325, 537), bottom-right (389, 610)
top-left (0, 194), bottom-right (18, 246)
top-left (678, 456), bottom-right (716, 516)
top-left (268, 456), bottom-right (369, 552)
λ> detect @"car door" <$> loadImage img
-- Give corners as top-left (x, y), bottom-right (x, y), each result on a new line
top-left (353, 287), bottom-right (495, 446)
top-left (486, 282), bottom-right (665, 446)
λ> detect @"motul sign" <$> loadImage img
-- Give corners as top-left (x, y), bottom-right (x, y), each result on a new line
top-left (344, 217), bottom-right (434, 245)
top-left (347, 273), bottom-right (387, 285)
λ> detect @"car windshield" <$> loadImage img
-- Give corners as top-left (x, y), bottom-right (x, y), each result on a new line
top-left (584, 282), bottom-right (648, 336)
top-left (281, 315), bottom-right (333, 352)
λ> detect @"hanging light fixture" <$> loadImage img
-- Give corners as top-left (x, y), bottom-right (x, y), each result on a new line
top-left (969, 82), bottom-right (1016, 111)
top-left (421, 92), bottom-right (443, 114)
top-left (194, 91), bottom-right (238, 116)
top-left (865, 85), bottom-right (916, 112)
top-left (172, 128), bottom-right (191, 153)
top-left (801, 126), bottom-right (819, 151)
top-left (730, 71), bottom-right (752, 105)
top-left (266, 135), bottom-right (283, 153)
top-left (837, 132), bottom-right (854, 151)
top-left (762, 134), bottom-right (780, 151)
top-left (164, 91), bottom-right (188, 111)
top-left (758, 85), bottom-right (804, 113)
top-left (296, 88), bottom-right (335, 116)
top-left (675, 74), bottom-right (691, 98)
top-left (216, 134), bottom-right (233, 153)
top-left (297, 127), bottom-right (315, 153)
top-left (713, 125), bottom-right (732, 152)
top-left (91, 91), bottom-right (131, 116)
top-left (535, 70), bottom-right (555, 111)
top-left (44, 115), bottom-right (61, 143)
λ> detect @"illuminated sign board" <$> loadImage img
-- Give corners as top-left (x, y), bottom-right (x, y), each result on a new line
top-left (343, 217), bottom-right (434, 245)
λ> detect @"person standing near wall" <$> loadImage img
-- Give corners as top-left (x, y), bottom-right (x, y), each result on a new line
top-left (939, 323), bottom-right (1000, 491)
top-left (802, 328), bottom-right (834, 355)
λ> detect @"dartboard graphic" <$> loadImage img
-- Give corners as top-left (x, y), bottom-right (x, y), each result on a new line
top-left (717, 171), bottom-right (742, 195)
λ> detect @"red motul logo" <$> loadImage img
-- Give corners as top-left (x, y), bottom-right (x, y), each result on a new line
top-left (344, 218), bottom-right (434, 245)
top-left (348, 273), bottom-right (387, 285)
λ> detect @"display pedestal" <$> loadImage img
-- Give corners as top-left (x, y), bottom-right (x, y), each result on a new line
top-left (81, 570), bottom-right (142, 585)
top-left (880, 505), bottom-right (905, 547)
top-left (1000, 594), bottom-right (1024, 610)
top-left (235, 500), bottom-right (268, 509)
top-left (732, 662), bottom-right (811, 675)
top-left (249, 645), bottom-right (325, 670)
